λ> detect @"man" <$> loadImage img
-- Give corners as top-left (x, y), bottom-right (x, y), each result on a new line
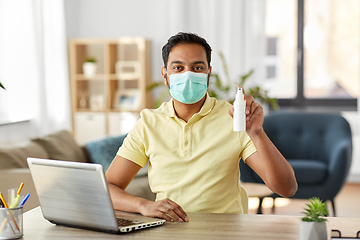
top-left (106, 32), bottom-right (297, 222)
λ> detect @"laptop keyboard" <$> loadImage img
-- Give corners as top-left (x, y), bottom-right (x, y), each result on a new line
top-left (117, 218), bottom-right (144, 226)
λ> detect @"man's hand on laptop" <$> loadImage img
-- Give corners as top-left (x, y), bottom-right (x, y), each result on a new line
top-left (139, 198), bottom-right (189, 222)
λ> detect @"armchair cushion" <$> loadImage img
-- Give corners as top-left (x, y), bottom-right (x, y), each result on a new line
top-left (85, 134), bottom-right (128, 172)
top-left (0, 141), bottom-right (48, 169)
top-left (288, 159), bottom-right (327, 184)
top-left (32, 130), bottom-right (88, 163)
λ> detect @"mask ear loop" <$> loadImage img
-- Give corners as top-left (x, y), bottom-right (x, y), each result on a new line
top-left (165, 71), bottom-right (170, 89)
top-left (206, 70), bottom-right (211, 87)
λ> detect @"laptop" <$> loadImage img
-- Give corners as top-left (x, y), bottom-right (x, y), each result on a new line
top-left (27, 157), bottom-right (165, 233)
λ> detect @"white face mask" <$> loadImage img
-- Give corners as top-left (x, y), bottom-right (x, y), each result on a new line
top-left (167, 71), bottom-right (208, 104)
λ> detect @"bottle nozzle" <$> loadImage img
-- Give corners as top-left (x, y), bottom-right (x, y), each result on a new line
top-left (236, 87), bottom-right (244, 101)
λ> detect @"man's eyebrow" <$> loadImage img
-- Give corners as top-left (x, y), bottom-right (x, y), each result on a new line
top-left (192, 61), bottom-right (206, 65)
top-left (170, 60), bottom-right (184, 65)
top-left (169, 60), bottom-right (206, 65)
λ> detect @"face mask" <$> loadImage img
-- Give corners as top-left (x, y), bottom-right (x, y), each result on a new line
top-left (167, 71), bottom-right (208, 104)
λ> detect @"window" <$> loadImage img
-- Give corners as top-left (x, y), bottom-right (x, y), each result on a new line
top-left (0, 0), bottom-right (36, 124)
top-left (264, 0), bottom-right (359, 110)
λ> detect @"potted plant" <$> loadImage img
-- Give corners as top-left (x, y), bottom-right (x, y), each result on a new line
top-left (83, 56), bottom-right (97, 78)
top-left (208, 51), bottom-right (278, 112)
top-left (299, 197), bottom-right (328, 240)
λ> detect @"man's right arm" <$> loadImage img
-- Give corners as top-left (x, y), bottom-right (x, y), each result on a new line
top-left (105, 155), bottom-right (189, 222)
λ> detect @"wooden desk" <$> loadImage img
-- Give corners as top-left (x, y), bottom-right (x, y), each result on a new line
top-left (22, 207), bottom-right (360, 240)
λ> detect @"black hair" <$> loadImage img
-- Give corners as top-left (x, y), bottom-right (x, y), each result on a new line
top-left (162, 32), bottom-right (212, 69)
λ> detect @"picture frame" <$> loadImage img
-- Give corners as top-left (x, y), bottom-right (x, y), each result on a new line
top-left (115, 61), bottom-right (140, 80)
top-left (89, 94), bottom-right (105, 110)
top-left (113, 89), bottom-right (141, 111)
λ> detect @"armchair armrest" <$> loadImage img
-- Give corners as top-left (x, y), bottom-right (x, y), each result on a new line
top-left (324, 138), bottom-right (352, 196)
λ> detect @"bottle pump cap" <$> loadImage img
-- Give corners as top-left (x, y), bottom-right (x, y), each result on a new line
top-left (236, 87), bottom-right (244, 101)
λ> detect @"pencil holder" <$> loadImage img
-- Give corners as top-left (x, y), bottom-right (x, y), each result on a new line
top-left (0, 207), bottom-right (23, 239)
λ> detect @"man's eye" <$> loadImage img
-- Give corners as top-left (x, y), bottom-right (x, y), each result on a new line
top-left (173, 66), bottom-right (183, 71)
top-left (194, 67), bottom-right (204, 71)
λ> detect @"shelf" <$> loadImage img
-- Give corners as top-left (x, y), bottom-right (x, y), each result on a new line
top-left (69, 37), bottom-right (153, 143)
top-left (75, 74), bottom-right (108, 80)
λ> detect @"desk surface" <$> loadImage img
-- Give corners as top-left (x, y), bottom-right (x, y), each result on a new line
top-left (23, 207), bottom-right (360, 240)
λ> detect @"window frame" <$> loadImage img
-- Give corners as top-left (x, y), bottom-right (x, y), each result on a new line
top-left (277, 0), bottom-right (358, 111)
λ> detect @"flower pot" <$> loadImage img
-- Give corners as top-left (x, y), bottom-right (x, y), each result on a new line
top-left (82, 62), bottom-right (97, 78)
top-left (299, 221), bottom-right (327, 240)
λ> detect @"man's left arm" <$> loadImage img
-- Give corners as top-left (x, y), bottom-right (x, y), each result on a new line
top-left (244, 132), bottom-right (298, 197)
top-left (230, 90), bottom-right (298, 197)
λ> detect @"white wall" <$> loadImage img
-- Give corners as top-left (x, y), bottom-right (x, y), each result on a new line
top-left (64, 0), bottom-right (169, 82)
top-left (63, 0), bottom-right (266, 86)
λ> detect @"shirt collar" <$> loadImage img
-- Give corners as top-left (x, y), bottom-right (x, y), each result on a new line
top-left (161, 93), bottom-right (216, 118)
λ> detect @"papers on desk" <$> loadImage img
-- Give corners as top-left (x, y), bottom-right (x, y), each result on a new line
top-left (332, 238), bottom-right (360, 240)
top-left (331, 229), bottom-right (360, 239)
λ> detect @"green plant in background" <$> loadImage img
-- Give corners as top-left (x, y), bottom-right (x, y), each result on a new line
top-left (146, 80), bottom-right (170, 108)
top-left (0, 82), bottom-right (5, 90)
top-left (301, 197), bottom-right (328, 222)
top-left (147, 51), bottom-right (279, 110)
top-left (209, 51), bottom-right (278, 110)
top-left (85, 56), bottom-right (96, 63)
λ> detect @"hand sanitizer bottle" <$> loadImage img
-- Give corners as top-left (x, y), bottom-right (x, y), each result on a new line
top-left (233, 87), bottom-right (246, 132)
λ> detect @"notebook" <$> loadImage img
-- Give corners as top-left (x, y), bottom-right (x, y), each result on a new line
top-left (27, 157), bottom-right (165, 233)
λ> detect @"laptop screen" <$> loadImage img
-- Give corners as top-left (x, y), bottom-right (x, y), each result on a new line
top-left (27, 158), bottom-right (119, 232)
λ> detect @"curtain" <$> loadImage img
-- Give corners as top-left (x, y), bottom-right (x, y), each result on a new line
top-left (165, 0), bottom-right (266, 94)
top-left (0, 0), bottom-right (70, 143)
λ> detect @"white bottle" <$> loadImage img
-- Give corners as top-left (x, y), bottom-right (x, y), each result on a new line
top-left (233, 87), bottom-right (246, 132)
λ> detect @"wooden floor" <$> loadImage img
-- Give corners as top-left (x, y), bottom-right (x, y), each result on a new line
top-left (248, 182), bottom-right (360, 218)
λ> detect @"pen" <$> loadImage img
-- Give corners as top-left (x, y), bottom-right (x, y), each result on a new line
top-left (17, 183), bottom-right (24, 196)
top-left (0, 192), bottom-right (15, 234)
top-left (0, 192), bottom-right (20, 232)
top-left (18, 194), bottom-right (30, 207)
top-left (9, 196), bottom-right (20, 209)
top-left (9, 182), bottom-right (25, 208)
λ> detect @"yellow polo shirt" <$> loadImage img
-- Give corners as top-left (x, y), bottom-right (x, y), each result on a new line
top-left (117, 94), bottom-right (257, 214)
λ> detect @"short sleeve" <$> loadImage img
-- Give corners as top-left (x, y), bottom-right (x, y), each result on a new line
top-left (117, 118), bottom-right (149, 168)
top-left (239, 133), bottom-right (257, 163)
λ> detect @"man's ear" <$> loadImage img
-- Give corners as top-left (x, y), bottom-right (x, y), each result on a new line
top-left (208, 66), bottom-right (212, 78)
top-left (161, 67), bottom-right (168, 85)
top-left (207, 66), bottom-right (212, 85)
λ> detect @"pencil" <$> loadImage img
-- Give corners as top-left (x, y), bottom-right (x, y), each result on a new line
top-left (0, 192), bottom-right (20, 232)
top-left (16, 183), bottom-right (24, 196)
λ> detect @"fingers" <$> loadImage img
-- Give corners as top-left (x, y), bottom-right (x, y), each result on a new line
top-left (245, 95), bottom-right (262, 122)
top-left (166, 198), bottom-right (189, 222)
top-left (229, 106), bottom-right (234, 118)
top-left (142, 198), bottom-right (189, 222)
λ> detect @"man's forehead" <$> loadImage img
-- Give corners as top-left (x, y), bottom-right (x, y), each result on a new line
top-left (167, 43), bottom-right (207, 65)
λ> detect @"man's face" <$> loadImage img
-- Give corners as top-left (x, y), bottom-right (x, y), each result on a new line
top-left (161, 43), bottom-right (212, 86)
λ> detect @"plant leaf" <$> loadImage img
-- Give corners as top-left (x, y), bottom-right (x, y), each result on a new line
top-left (218, 51), bottom-right (231, 85)
top-left (0, 82), bottom-right (5, 90)
top-left (301, 197), bottom-right (328, 222)
top-left (240, 69), bottom-right (254, 86)
top-left (147, 81), bottom-right (165, 91)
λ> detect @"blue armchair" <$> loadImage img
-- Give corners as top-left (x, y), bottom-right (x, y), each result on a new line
top-left (240, 112), bottom-right (352, 216)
